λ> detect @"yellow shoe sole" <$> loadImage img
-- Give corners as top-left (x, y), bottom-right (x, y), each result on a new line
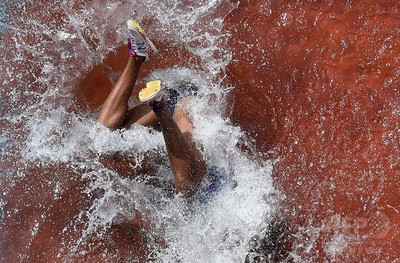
top-left (128, 19), bottom-right (145, 34)
top-left (139, 80), bottom-right (163, 102)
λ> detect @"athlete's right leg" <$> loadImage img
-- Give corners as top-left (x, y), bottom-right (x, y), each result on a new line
top-left (155, 99), bottom-right (206, 196)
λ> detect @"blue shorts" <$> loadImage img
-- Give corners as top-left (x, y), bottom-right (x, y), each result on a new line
top-left (196, 165), bottom-right (230, 204)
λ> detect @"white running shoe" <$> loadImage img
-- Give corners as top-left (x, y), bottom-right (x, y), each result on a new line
top-left (127, 19), bottom-right (158, 61)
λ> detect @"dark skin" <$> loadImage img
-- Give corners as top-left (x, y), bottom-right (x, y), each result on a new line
top-left (97, 56), bottom-right (206, 196)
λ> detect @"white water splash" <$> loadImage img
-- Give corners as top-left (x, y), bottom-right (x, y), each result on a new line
top-left (2, 0), bottom-right (280, 262)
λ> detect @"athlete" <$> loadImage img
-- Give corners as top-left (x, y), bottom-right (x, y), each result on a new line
top-left (97, 19), bottom-right (208, 197)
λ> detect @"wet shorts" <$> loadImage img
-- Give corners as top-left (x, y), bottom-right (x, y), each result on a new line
top-left (196, 165), bottom-right (230, 204)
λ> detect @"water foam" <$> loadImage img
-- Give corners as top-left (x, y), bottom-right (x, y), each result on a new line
top-left (2, 0), bottom-right (280, 261)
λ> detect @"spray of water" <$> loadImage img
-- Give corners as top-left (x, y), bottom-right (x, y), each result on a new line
top-left (1, 0), bottom-right (280, 261)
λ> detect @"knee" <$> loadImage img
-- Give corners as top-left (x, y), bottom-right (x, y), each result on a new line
top-left (97, 108), bottom-right (127, 130)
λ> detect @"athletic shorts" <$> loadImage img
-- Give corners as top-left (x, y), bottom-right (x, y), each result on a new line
top-left (196, 165), bottom-right (230, 204)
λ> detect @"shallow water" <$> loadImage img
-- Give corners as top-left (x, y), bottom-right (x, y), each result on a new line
top-left (2, 0), bottom-right (400, 262)
top-left (225, 0), bottom-right (400, 262)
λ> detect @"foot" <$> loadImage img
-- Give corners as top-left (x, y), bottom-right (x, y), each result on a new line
top-left (139, 80), bottom-right (164, 111)
top-left (127, 19), bottom-right (158, 61)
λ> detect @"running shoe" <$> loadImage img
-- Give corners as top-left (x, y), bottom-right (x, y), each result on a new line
top-left (127, 19), bottom-right (158, 61)
top-left (139, 79), bottom-right (164, 103)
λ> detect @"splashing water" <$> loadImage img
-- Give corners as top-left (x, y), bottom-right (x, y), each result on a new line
top-left (1, 0), bottom-right (279, 262)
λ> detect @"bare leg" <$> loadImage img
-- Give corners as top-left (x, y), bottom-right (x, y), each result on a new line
top-left (97, 56), bottom-right (156, 129)
top-left (97, 53), bottom-right (204, 195)
top-left (122, 103), bottom-right (158, 129)
top-left (154, 100), bottom-right (206, 196)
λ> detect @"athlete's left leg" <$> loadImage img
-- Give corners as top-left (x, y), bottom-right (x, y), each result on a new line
top-left (97, 56), bottom-right (145, 130)
top-left (98, 19), bottom-right (158, 130)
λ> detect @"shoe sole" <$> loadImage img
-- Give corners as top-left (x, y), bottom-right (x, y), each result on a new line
top-left (127, 19), bottom-right (158, 53)
top-left (139, 80), bottom-right (164, 102)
